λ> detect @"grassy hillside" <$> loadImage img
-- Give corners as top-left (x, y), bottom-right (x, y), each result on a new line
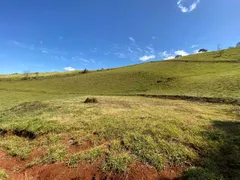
top-left (175, 47), bottom-right (240, 61)
top-left (0, 47), bottom-right (239, 179)
top-left (0, 61), bottom-right (239, 99)
top-left (0, 47), bottom-right (240, 99)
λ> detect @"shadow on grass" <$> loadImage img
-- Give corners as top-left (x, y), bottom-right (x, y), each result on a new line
top-left (181, 121), bottom-right (240, 180)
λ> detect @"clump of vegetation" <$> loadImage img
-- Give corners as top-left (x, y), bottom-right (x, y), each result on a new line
top-left (175, 55), bottom-right (182, 58)
top-left (84, 98), bottom-right (98, 103)
top-left (0, 136), bottom-right (32, 160)
top-left (68, 146), bottom-right (108, 167)
top-left (102, 152), bottom-right (134, 173)
top-left (43, 144), bottom-right (67, 163)
top-left (0, 170), bottom-right (8, 179)
top-left (82, 68), bottom-right (88, 74)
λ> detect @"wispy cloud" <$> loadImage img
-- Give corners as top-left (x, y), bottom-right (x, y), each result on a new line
top-left (91, 48), bottom-right (98, 53)
top-left (177, 0), bottom-right (200, 13)
top-left (41, 50), bottom-right (48, 54)
top-left (129, 36), bottom-right (135, 43)
top-left (11, 40), bottom-right (67, 55)
top-left (145, 46), bottom-right (155, 54)
top-left (104, 52), bottom-right (111, 55)
top-left (191, 44), bottom-right (198, 48)
top-left (115, 53), bottom-right (127, 59)
top-left (139, 55), bottom-right (156, 62)
top-left (128, 47), bottom-right (133, 53)
top-left (64, 67), bottom-right (76, 71)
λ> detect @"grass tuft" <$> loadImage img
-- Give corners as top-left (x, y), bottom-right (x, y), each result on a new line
top-left (0, 170), bottom-right (8, 179)
top-left (102, 152), bottom-right (134, 173)
top-left (67, 145), bottom-right (108, 167)
top-left (0, 136), bottom-right (32, 160)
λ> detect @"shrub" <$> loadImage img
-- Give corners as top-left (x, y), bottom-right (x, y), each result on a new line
top-left (84, 98), bottom-right (98, 103)
top-left (175, 55), bottom-right (182, 58)
top-left (82, 69), bottom-right (88, 74)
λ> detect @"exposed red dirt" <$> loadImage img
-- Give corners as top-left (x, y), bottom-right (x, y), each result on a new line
top-left (29, 148), bottom-right (46, 161)
top-left (0, 151), bottom-right (184, 180)
top-left (127, 161), bottom-right (159, 180)
top-left (158, 167), bottom-right (185, 180)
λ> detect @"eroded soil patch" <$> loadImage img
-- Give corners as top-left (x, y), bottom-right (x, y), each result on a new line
top-left (0, 151), bottom-right (184, 180)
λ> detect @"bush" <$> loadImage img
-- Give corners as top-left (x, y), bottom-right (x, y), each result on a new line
top-left (175, 55), bottom-right (182, 58)
top-left (82, 69), bottom-right (88, 74)
top-left (84, 98), bottom-right (98, 103)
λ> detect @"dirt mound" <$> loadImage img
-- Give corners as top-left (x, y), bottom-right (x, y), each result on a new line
top-left (9, 101), bottom-right (49, 113)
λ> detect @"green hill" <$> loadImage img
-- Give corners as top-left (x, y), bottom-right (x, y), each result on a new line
top-left (0, 47), bottom-right (239, 179)
top-left (0, 47), bottom-right (239, 100)
top-left (174, 47), bottom-right (240, 61)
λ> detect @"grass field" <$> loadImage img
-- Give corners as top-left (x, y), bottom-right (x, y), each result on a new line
top-left (0, 47), bottom-right (239, 179)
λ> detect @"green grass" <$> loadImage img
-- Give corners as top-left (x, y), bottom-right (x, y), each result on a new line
top-left (0, 48), bottom-right (239, 178)
top-left (0, 48), bottom-right (239, 99)
top-left (0, 136), bottom-right (32, 160)
top-left (102, 152), bottom-right (134, 173)
top-left (0, 95), bottom-right (239, 178)
top-left (0, 170), bottom-right (8, 179)
top-left (68, 145), bottom-right (108, 167)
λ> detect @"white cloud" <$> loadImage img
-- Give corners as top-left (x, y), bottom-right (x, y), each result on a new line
top-left (139, 55), bottom-right (155, 61)
top-left (146, 46), bottom-right (155, 54)
top-left (165, 56), bottom-right (175, 60)
top-left (128, 47), bottom-right (133, 53)
top-left (177, 0), bottom-right (200, 13)
top-left (104, 52), bottom-right (111, 55)
top-left (42, 50), bottom-right (48, 54)
top-left (174, 50), bottom-right (189, 56)
top-left (159, 50), bottom-right (189, 60)
top-left (191, 44), bottom-right (198, 48)
top-left (129, 37), bottom-right (135, 42)
top-left (79, 58), bottom-right (90, 63)
top-left (115, 53), bottom-right (126, 59)
top-left (193, 49), bottom-right (200, 54)
top-left (159, 51), bottom-right (174, 60)
top-left (64, 67), bottom-right (76, 71)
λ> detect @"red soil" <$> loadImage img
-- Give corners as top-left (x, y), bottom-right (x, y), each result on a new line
top-left (0, 151), bottom-right (184, 180)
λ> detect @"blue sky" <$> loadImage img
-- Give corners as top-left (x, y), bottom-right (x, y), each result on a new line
top-left (0, 0), bottom-right (240, 74)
